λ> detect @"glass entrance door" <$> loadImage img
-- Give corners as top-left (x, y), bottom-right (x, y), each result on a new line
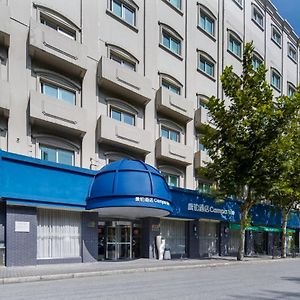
top-left (106, 222), bottom-right (132, 260)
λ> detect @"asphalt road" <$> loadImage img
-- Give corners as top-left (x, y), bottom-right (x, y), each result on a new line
top-left (1, 260), bottom-right (299, 300)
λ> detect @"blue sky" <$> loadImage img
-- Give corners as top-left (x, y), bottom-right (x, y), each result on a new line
top-left (272, 0), bottom-right (300, 35)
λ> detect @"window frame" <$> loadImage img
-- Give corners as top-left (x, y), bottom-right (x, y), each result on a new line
top-left (288, 43), bottom-right (297, 63)
top-left (287, 82), bottom-right (296, 97)
top-left (232, 0), bottom-right (243, 9)
top-left (270, 68), bottom-right (282, 92)
top-left (198, 5), bottom-right (216, 38)
top-left (197, 51), bottom-right (216, 79)
top-left (110, 106), bottom-right (136, 126)
top-left (161, 172), bottom-right (180, 187)
top-left (271, 25), bottom-right (282, 48)
top-left (162, 0), bottom-right (182, 13)
top-left (252, 52), bottom-right (263, 70)
top-left (228, 31), bottom-right (243, 59)
top-left (160, 125), bottom-right (180, 143)
top-left (160, 73), bottom-right (183, 95)
top-left (40, 144), bottom-right (75, 166)
top-left (252, 4), bottom-right (264, 30)
top-left (158, 165), bottom-right (184, 188)
top-left (108, 0), bottom-right (138, 30)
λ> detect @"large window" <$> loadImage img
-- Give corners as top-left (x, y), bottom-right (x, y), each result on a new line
top-left (161, 126), bottom-right (180, 142)
top-left (271, 69), bottom-right (281, 91)
top-left (252, 5), bottom-right (264, 29)
top-left (288, 44), bottom-right (297, 62)
top-left (199, 8), bottom-right (215, 37)
top-left (110, 107), bottom-right (135, 126)
top-left (162, 172), bottom-right (180, 187)
top-left (110, 53), bottom-right (136, 71)
top-left (40, 15), bottom-right (76, 40)
top-left (252, 53), bottom-right (263, 70)
top-left (41, 82), bottom-right (76, 105)
top-left (160, 219), bottom-right (186, 256)
top-left (271, 26), bottom-right (282, 47)
top-left (40, 145), bottom-right (74, 166)
top-left (228, 33), bottom-right (242, 58)
top-left (198, 52), bottom-right (215, 78)
top-left (37, 209), bottom-right (81, 259)
top-left (162, 79), bottom-right (181, 95)
top-left (162, 30), bottom-right (181, 55)
top-left (288, 83), bottom-right (296, 97)
top-left (110, 0), bottom-right (136, 26)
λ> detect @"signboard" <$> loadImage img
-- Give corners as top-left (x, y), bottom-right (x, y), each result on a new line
top-left (15, 221), bottom-right (30, 232)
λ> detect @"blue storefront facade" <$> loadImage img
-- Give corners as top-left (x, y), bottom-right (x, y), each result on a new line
top-left (0, 150), bottom-right (299, 266)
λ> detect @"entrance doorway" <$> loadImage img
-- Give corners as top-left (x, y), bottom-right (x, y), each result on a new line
top-left (106, 221), bottom-right (132, 260)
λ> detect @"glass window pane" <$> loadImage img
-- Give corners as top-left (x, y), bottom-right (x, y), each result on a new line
top-left (169, 0), bottom-right (180, 9)
top-left (170, 130), bottom-right (179, 142)
top-left (41, 146), bottom-right (57, 163)
top-left (112, 0), bottom-right (122, 17)
top-left (123, 113), bottom-right (134, 125)
top-left (57, 149), bottom-right (74, 166)
top-left (161, 127), bottom-right (169, 139)
top-left (111, 109), bottom-right (122, 121)
top-left (163, 33), bottom-right (170, 49)
top-left (124, 5), bottom-right (134, 25)
top-left (170, 38), bottom-right (180, 54)
top-left (123, 60), bottom-right (136, 71)
top-left (59, 88), bottom-right (76, 105)
top-left (42, 83), bottom-right (58, 99)
top-left (169, 175), bottom-right (179, 187)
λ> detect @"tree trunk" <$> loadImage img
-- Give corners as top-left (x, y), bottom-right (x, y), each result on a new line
top-left (237, 205), bottom-right (249, 261)
top-left (281, 208), bottom-right (289, 258)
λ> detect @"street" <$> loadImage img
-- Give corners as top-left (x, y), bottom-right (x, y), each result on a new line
top-left (0, 259), bottom-right (299, 300)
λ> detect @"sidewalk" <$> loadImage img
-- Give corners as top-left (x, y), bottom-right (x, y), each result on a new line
top-left (0, 256), bottom-right (295, 284)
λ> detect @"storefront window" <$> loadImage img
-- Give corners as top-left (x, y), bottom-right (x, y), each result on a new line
top-left (198, 221), bottom-right (219, 257)
top-left (160, 219), bottom-right (186, 256)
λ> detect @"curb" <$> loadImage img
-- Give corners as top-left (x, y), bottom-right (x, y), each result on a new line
top-left (0, 257), bottom-right (295, 285)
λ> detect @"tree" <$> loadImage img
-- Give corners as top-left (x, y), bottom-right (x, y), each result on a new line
top-left (265, 97), bottom-right (300, 257)
top-left (201, 42), bottom-right (295, 260)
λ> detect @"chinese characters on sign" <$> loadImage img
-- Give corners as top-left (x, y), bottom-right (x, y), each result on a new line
top-left (135, 196), bottom-right (170, 207)
top-left (187, 203), bottom-right (235, 216)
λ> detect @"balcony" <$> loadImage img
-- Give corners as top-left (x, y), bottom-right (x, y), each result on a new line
top-left (156, 88), bottom-right (193, 123)
top-left (28, 19), bottom-right (87, 78)
top-left (0, 3), bottom-right (10, 47)
top-left (194, 150), bottom-right (211, 169)
top-left (194, 106), bottom-right (211, 131)
top-left (97, 115), bottom-right (152, 154)
top-left (155, 137), bottom-right (193, 166)
top-left (97, 57), bottom-right (152, 105)
top-left (29, 90), bottom-right (87, 136)
top-left (0, 80), bottom-right (10, 117)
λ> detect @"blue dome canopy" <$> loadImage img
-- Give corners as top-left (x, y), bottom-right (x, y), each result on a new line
top-left (86, 160), bottom-right (172, 218)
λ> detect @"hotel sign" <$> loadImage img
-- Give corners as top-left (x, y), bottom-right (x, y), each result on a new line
top-left (188, 203), bottom-right (235, 216)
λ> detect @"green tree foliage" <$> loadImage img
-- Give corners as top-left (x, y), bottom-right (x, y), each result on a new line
top-left (200, 42), bottom-right (296, 260)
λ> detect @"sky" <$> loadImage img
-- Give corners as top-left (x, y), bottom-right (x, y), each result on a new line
top-left (272, 0), bottom-right (300, 35)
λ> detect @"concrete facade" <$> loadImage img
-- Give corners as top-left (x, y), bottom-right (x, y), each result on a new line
top-left (0, 0), bottom-right (298, 191)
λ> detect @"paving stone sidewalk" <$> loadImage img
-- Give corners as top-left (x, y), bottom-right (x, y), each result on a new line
top-left (0, 256), bottom-right (295, 284)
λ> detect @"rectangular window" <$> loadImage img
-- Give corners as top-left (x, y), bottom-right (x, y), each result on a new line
top-left (40, 16), bottom-right (76, 40)
top-left (111, 107), bottom-right (135, 126)
top-left (272, 27), bottom-right (282, 47)
top-left (200, 11), bottom-right (214, 36)
top-left (40, 146), bottom-right (74, 166)
top-left (271, 71), bottom-right (281, 91)
top-left (37, 209), bottom-right (81, 259)
top-left (233, 0), bottom-right (243, 7)
top-left (288, 84), bottom-right (296, 96)
top-left (288, 45), bottom-right (297, 62)
top-left (198, 181), bottom-right (212, 194)
top-left (41, 82), bottom-right (76, 105)
top-left (161, 126), bottom-right (180, 143)
top-left (168, 0), bottom-right (181, 9)
top-left (252, 55), bottom-right (262, 70)
top-left (199, 55), bottom-right (214, 77)
top-left (162, 173), bottom-right (180, 187)
top-left (111, 0), bottom-right (135, 26)
top-left (110, 53), bottom-right (136, 71)
top-left (228, 35), bottom-right (242, 58)
top-left (252, 8), bottom-right (264, 28)
top-left (162, 80), bottom-right (180, 95)
top-left (162, 31), bottom-right (181, 55)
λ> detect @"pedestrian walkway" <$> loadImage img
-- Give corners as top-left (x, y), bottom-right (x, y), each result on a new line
top-left (0, 256), bottom-right (296, 284)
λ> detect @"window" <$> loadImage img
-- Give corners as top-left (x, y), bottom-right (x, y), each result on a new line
top-left (252, 6), bottom-right (264, 29)
top-left (110, 0), bottom-right (136, 26)
top-left (110, 53), bottom-right (136, 71)
top-left (161, 126), bottom-right (180, 142)
top-left (252, 53), bottom-right (263, 70)
top-left (228, 33), bottom-right (242, 58)
top-left (40, 15), bottom-right (76, 40)
top-left (271, 26), bottom-right (282, 47)
top-left (199, 9), bottom-right (215, 37)
top-left (288, 44), bottom-right (297, 62)
top-left (198, 95), bottom-right (209, 109)
top-left (271, 69), bottom-right (281, 91)
top-left (198, 134), bottom-right (207, 152)
top-left (162, 79), bottom-right (180, 95)
top-left (111, 107), bottom-right (135, 126)
top-left (162, 172), bottom-right (179, 187)
top-left (41, 82), bottom-right (76, 105)
top-left (198, 181), bottom-right (212, 194)
top-left (288, 83), bottom-right (296, 96)
top-left (167, 0), bottom-right (181, 10)
top-left (198, 52), bottom-right (215, 78)
top-left (233, 0), bottom-right (243, 7)
top-left (162, 30), bottom-right (181, 55)
top-left (37, 209), bottom-right (81, 259)
top-left (40, 145), bottom-right (74, 166)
